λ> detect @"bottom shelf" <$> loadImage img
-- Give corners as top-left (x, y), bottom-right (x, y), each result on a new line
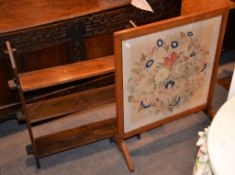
top-left (34, 118), bottom-right (116, 157)
top-left (29, 102), bottom-right (117, 158)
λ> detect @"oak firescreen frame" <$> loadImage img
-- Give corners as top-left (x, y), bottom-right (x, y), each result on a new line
top-left (114, 8), bottom-right (229, 171)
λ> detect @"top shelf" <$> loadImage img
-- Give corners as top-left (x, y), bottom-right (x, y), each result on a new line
top-left (19, 55), bottom-right (114, 92)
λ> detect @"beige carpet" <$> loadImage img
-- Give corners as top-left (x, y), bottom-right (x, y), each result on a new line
top-left (0, 83), bottom-right (228, 175)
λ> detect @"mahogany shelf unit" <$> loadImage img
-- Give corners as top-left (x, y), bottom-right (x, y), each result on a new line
top-left (6, 40), bottom-right (116, 168)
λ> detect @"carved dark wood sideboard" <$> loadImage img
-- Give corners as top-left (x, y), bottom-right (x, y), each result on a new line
top-left (223, 8), bottom-right (235, 51)
top-left (0, 0), bottom-right (182, 120)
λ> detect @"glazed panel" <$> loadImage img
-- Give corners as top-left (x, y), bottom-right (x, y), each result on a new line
top-left (122, 16), bottom-right (222, 132)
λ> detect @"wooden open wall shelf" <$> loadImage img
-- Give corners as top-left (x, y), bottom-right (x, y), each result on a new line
top-left (5, 41), bottom-right (117, 168)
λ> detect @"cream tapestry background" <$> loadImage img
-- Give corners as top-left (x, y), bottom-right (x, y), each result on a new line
top-left (122, 16), bottom-right (222, 133)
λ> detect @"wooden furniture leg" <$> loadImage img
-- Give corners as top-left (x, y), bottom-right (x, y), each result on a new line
top-left (217, 76), bottom-right (232, 90)
top-left (16, 111), bottom-right (25, 121)
top-left (114, 138), bottom-right (134, 172)
top-left (136, 134), bottom-right (141, 140)
top-left (35, 157), bottom-right (41, 168)
top-left (204, 107), bottom-right (216, 120)
top-left (119, 141), bottom-right (134, 172)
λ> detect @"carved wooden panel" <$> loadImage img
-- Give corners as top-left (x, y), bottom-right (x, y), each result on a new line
top-left (0, 0), bottom-right (182, 56)
top-left (0, 22), bottom-right (85, 60)
top-left (70, 0), bottom-right (182, 37)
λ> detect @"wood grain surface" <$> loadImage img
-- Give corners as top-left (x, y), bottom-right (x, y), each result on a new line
top-left (34, 118), bottom-right (116, 157)
top-left (19, 55), bottom-right (114, 92)
top-left (0, 0), bottom-right (234, 35)
top-left (27, 85), bottom-right (115, 123)
top-left (182, 0), bottom-right (235, 15)
top-left (0, 0), bottom-right (130, 34)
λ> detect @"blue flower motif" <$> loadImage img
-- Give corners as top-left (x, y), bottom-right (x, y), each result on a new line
top-left (170, 96), bottom-right (181, 107)
top-left (201, 64), bottom-right (207, 72)
top-left (190, 52), bottom-right (196, 57)
top-left (187, 31), bottom-right (193, 36)
top-left (156, 39), bottom-right (164, 47)
top-left (171, 41), bottom-right (178, 48)
top-left (140, 101), bottom-right (151, 108)
top-left (165, 80), bottom-right (175, 89)
top-left (146, 59), bottom-right (154, 68)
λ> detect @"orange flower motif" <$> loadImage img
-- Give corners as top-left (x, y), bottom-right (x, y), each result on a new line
top-left (164, 51), bottom-right (178, 66)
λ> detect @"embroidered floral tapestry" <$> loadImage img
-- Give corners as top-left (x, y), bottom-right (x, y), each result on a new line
top-left (122, 16), bottom-right (222, 132)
